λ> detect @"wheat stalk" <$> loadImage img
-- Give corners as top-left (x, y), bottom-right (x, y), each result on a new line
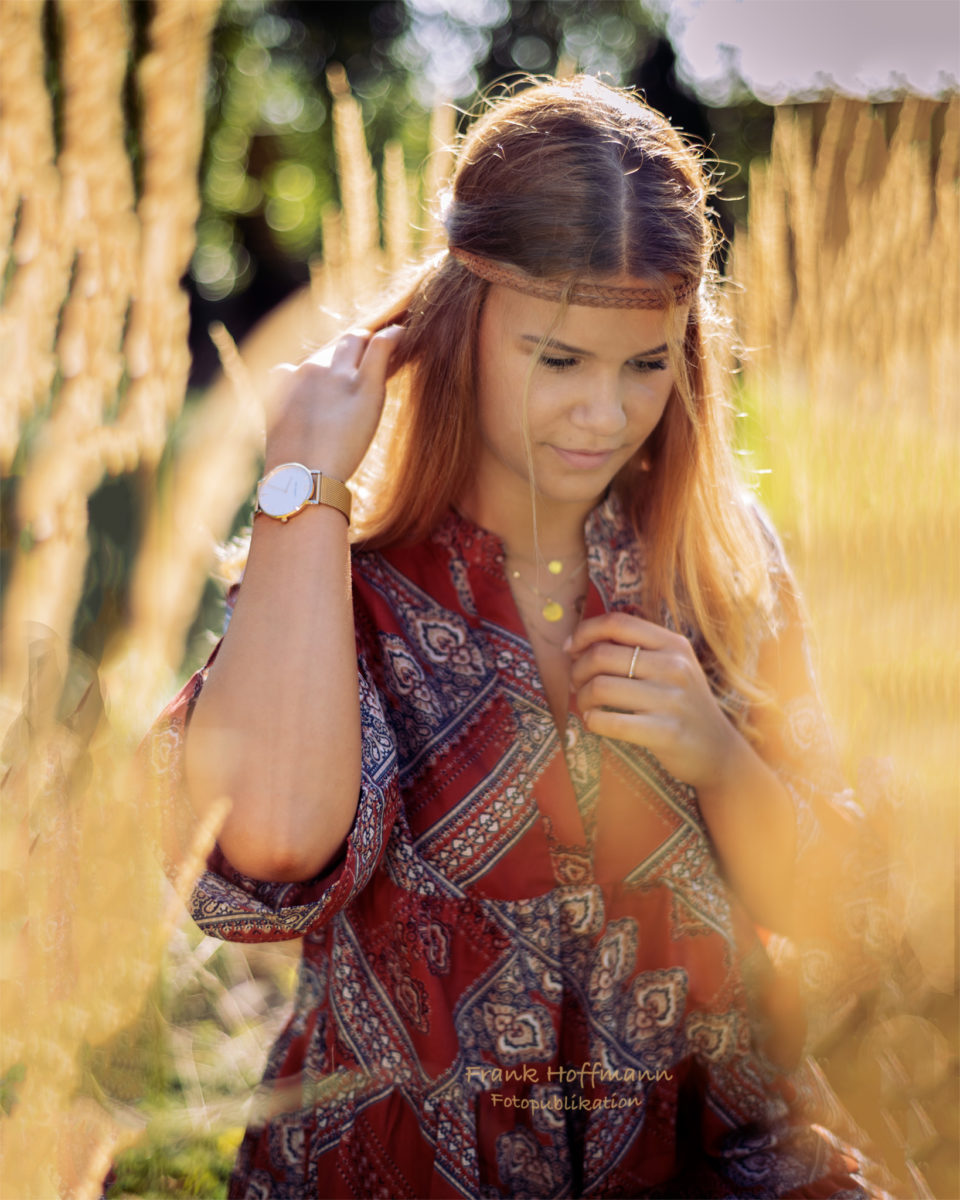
top-left (383, 138), bottom-right (412, 273)
top-left (420, 99), bottom-right (457, 255)
top-left (327, 62), bottom-right (382, 304)
top-left (0, 2), bottom-right (70, 470)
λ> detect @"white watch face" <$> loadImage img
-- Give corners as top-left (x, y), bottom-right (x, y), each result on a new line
top-left (258, 464), bottom-right (313, 518)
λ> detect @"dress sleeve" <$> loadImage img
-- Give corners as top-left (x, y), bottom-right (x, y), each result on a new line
top-left (140, 587), bottom-right (400, 944)
top-left (747, 516), bottom-right (896, 1047)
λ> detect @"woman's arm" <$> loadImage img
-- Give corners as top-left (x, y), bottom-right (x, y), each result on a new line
top-left (690, 731), bottom-right (797, 934)
top-left (183, 327), bottom-right (402, 883)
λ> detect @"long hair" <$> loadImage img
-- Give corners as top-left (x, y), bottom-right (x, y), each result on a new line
top-left (353, 76), bottom-right (775, 724)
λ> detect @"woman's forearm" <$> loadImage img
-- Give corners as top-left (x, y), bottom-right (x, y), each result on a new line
top-left (184, 503), bottom-right (361, 883)
top-left (696, 732), bottom-right (797, 935)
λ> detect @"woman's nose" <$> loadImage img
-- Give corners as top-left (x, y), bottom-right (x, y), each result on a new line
top-left (571, 375), bottom-right (627, 435)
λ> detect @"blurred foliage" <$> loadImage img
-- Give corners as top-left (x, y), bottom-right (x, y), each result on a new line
top-left (109, 1126), bottom-right (237, 1198)
top-left (195, 0), bottom-right (419, 299)
top-left (397, 0), bottom-right (659, 99)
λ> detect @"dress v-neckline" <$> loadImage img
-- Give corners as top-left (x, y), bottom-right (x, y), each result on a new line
top-left (463, 531), bottom-right (611, 867)
top-left (437, 496), bottom-right (628, 743)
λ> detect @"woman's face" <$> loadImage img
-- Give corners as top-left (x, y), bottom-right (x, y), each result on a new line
top-left (473, 283), bottom-right (679, 518)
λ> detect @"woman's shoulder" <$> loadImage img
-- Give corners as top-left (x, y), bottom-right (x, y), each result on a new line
top-left (737, 492), bottom-right (804, 624)
top-left (349, 520), bottom-right (451, 590)
top-left (741, 493), bottom-right (793, 574)
top-left (349, 514), bottom-right (484, 635)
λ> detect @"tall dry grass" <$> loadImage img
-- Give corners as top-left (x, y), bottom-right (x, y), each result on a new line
top-left (1, 8), bottom-right (956, 1193)
top-left (733, 94), bottom-right (959, 1194)
top-left (1, 3), bottom-right (223, 1196)
top-left (735, 95), bottom-right (958, 973)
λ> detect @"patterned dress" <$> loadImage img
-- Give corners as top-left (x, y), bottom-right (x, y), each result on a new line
top-left (146, 494), bottom-right (894, 1199)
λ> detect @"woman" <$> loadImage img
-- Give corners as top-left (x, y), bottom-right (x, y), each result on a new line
top-left (147, 76), bottom-right (893, 1198)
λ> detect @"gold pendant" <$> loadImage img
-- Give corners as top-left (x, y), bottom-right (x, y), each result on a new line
top-left (547, 560), bottom-right (563, 576)
top-left (542, 600), bottom-right (564, 622)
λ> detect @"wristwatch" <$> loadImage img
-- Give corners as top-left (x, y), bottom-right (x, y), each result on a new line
top-left (254, 462), bottom-right (352, 524)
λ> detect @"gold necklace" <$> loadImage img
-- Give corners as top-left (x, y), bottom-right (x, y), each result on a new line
top-left (507, 555), bottom-right (588, 622)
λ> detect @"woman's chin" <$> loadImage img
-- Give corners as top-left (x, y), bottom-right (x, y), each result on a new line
top-left (532, 476), bottom-right (615, 512)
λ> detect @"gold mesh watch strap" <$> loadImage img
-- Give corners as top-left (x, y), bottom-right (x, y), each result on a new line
top-left (313, 472), bottom-right (352, 523)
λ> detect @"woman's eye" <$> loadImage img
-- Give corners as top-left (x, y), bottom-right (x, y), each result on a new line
top-left (539, 355), bottom-right (578, 371)
top-left (630, 358), bottom-right (668, 373)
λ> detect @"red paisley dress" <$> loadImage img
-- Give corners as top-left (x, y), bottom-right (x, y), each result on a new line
top-left (145, 494), bottom-right (896, 1199)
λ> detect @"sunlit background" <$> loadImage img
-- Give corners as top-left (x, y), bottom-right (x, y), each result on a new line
top-left (1, 1), bottom-right (957, 1196)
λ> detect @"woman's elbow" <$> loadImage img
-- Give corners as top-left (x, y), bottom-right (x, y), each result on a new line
top-left (183, 717), bottom-right (358, 882)
top-left (216, 826), bottom-right (342, 883)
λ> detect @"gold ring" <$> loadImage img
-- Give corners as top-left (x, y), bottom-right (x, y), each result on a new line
top-left (627, 646), bottom-right (641, 680)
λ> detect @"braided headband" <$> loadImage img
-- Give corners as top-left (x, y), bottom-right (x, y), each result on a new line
top-left (449, 246), bottom-right (697, 309)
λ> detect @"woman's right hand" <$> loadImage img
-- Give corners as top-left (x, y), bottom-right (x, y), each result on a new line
top-left (265, 324), bottom-right (405, 480)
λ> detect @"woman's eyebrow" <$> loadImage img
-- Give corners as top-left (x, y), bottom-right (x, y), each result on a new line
top-left (520, 334), bottom-right (669, 357)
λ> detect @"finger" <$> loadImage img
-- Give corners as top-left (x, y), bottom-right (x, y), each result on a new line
top-left (357, 324), bottom-right (405, 380)
top-left (569, 641), bottom-right (662, 690)
top-left (566, 611), bottom-right (677, 656)
top-left (575, 675), bottom-right (672, 716)
top-left (330, 329), bottom-right (373, 372)
top-left (581, 707), bottom-right (673, 752)
top-left (302, 329), bottom-right (370, 373)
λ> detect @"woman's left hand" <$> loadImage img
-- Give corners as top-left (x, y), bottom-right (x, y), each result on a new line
top-left (566, 612), bottom-right (740, 791)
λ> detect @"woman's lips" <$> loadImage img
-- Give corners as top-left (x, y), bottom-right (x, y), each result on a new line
top-left (551, 446), bottom-right (618, 469)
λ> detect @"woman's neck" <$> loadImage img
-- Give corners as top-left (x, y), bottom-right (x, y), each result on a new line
top-left (458, 484), bottom-right (598, 563)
